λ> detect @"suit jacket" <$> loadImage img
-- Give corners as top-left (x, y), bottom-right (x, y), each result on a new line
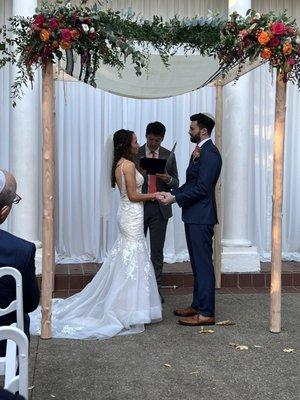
top-left (137, 144), bottom-right (179, 219)
top-left (0, 389), bottom-right (26, 400)
top-left (0, 229), bottom-right (40, 355)
top-left (173, 139), bottom-right (222, 225)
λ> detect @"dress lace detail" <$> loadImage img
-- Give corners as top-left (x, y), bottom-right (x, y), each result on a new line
top-left (30, 162), bottom-right (162, 339)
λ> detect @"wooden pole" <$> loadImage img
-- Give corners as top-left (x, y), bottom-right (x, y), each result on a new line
top-left (270, 71), bottom-right (287, 333)
top-left (41, 61), bottom-right (55, 339)
top-left (214, 81), bottom-right (223, 288)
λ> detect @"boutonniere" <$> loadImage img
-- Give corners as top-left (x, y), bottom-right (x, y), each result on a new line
top-left (192, 146), bottom-right (201, 163)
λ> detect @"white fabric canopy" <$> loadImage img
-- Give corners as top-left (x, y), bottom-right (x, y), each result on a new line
top-left (61, 54), bottom-right (220, 99)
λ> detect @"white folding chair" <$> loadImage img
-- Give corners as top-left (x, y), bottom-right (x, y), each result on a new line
top-left (0, 326), bottom-right (28, 399)
top-left (0, 267), bottom-right (24, 384)
top-left (0, 267), bottom-right (24, 331)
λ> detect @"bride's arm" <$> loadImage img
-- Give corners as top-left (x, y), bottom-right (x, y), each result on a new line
top-left (123, 160), bottom-right (158, 202)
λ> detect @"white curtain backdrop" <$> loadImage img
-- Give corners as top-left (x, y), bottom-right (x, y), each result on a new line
top-left (54, 80), bottom-right (216, 263)
top-left (1, 0), bottom-right (300, 264)
top-left (54, 69), bottom-right (300, 264)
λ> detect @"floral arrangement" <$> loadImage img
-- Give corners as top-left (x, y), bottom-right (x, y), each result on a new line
top-left (217, 9), bottom-right (300, 83)
top-left (1, 1), bottom-right (300, 105)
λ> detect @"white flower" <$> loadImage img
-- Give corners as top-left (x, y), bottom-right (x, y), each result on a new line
top-left (285, 37), bottom-right (292, 43)
top-left (255, 13), bottom-right (261, 19)
top-left (82, 24), bottom-right (89, 33)
top-left (66, 2), bottom-right (72, 9)
top-left (295, 37), bottom-right (300, 44)
top-left (90, 27), bottom-right (95, 33)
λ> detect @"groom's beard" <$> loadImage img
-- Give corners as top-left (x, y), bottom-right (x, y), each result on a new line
top-left (189, 135), bottom-right (199, 143)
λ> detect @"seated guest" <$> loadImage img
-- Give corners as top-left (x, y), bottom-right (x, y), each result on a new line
top-left (0, 389), bottom-right (25, 400)
top-left (0, 170), bottom-right (40, 356)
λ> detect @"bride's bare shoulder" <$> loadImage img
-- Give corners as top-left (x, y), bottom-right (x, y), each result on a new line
top-left (122, 159), bottom-right (135, 173)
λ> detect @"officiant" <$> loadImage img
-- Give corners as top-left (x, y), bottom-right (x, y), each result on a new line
top-left (138, 121), bottom-right (179, 301)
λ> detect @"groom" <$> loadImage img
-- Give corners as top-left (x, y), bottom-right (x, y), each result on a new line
top-left (160, 113), bottom-right (222, 325)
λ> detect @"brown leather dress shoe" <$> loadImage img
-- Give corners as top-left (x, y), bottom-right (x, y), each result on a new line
top-left (178, 314), bottom-right (215, 326)
top-left (173, 306), bottom-right (198, 317)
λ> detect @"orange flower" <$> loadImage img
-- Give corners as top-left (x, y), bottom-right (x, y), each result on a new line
top-left (258, 31), bottom-right (271, 45)
top-left (71, 29), bottom-right (80, 40)
top-left (52, 40), bottom-right (59, 49)
top-left (59, 40), bottom-right (70, 50)
top-left (40, 29), bottom-right (50, 42)
top-left (283, 43), bottom-right (293, 55)
top-left (261, 48), bottom-right (272, 59)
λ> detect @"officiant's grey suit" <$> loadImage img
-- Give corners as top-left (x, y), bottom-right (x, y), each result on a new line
top-left (137, 144), bottom-right (179, 286)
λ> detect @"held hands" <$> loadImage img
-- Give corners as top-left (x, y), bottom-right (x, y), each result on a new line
top-left (154, 191), bottom-right (175, 205)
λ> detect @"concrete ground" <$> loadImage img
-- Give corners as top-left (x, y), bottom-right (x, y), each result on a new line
top-left (28, 293), bottom-right (299, 400)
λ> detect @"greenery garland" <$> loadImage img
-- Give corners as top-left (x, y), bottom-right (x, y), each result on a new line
top-left (1, 1), bottom-right (300, 106)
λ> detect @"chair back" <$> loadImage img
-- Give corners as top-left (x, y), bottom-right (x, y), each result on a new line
top-left (0, 267), bottom-right (24, 331)
top-left (0, 326), bottom-right (28, 399)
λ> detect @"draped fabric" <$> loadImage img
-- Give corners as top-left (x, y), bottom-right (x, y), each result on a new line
top-left (61, 53), bottom-right (221, 99)
top-left (1, 0), bottom-right (300, 264)
top-left (54, 80), bottom-right (216, 263)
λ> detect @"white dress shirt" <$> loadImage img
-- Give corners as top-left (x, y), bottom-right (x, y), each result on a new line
top-left (197, 137), bottom-right (211, 148)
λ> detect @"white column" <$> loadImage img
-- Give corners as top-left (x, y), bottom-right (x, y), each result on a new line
top-left (221, 0), bottom-right (260, 272)
top-left (11, 0), bottom-right (42, 272)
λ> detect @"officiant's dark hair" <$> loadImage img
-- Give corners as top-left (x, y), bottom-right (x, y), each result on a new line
top-left (146, 121), bottom-right (166, 138)
top-left (111, 129), bottom-right (137, 188)
top-left (190, 113), bottom-right (215, 135)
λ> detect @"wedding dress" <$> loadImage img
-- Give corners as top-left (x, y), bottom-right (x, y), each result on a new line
top-left (30, 162), bottom-right (162, 339)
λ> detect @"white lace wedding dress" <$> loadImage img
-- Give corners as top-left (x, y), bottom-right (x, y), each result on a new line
top-left (30, 163), bottom-right (162, 339)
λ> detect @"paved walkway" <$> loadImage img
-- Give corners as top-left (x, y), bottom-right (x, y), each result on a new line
top-left (29, 293), bottom-right (299, 400)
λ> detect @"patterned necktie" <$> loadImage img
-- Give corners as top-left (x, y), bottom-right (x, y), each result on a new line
top-left (148, 151), bottom-right (157, 193)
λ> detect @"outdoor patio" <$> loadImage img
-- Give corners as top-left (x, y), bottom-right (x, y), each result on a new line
top-left (28, 291), bottom-right (299, 400)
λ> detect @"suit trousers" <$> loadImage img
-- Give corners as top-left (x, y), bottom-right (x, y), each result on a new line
top-left (144, 201), bottom-right (168, 287)
top-left (184, 223), bottom-right (215, 317)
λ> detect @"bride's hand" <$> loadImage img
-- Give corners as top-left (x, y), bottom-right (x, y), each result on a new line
top-left (153, 192), bottom-right (165, 202)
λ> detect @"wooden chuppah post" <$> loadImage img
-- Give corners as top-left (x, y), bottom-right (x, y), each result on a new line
top-left (270, 71), bottom-right (287, 333)
top-left (41, 61), bottom-right (55, 339)
top-left (214, 81), bottom-right (223, 288)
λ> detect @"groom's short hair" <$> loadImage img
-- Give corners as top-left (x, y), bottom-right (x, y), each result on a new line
top-left (190, 113), bottom-right (215, 135)
top-left (146, 121), bottom-right (166, 138)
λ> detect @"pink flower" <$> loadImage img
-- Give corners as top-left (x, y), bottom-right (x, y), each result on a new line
top-left (49, 18), bottom-right (59, 30)
top-left (33, 14), bottom-right (45, 26)
top-left (287, 57), bottom-right (296, 65)
top-left (272, 21), bottom-right (286, 35)
top-left (60, 28), bottom-right (72, 41)
top-left (269, 37), bottom-right (281, 47)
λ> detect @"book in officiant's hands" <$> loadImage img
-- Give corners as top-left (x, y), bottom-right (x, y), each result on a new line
top-left (139, 142), bottom-right (177, 175)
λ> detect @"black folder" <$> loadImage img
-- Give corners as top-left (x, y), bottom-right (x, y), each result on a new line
top-left (139, 157), bottom-right (167, 175)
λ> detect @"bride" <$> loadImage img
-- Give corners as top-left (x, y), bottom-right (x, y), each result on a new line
top-left (30, 129), bottom-right (162, 339)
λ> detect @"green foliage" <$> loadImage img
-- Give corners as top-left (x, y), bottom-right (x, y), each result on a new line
top-left (1, 1), bottom-right (300, 105)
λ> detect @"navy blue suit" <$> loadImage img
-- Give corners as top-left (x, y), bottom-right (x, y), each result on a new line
top-left (173, 139), bottom-right (222, 316)
top-left (0, 229), bottom-right (40, 356)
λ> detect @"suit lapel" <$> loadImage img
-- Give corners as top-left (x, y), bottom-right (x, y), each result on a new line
top-left (140, 144), bottom-right (146, 158)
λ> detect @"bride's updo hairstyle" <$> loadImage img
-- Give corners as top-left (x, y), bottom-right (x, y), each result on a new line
top-left (111, 129), bottom-right (135, 187)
